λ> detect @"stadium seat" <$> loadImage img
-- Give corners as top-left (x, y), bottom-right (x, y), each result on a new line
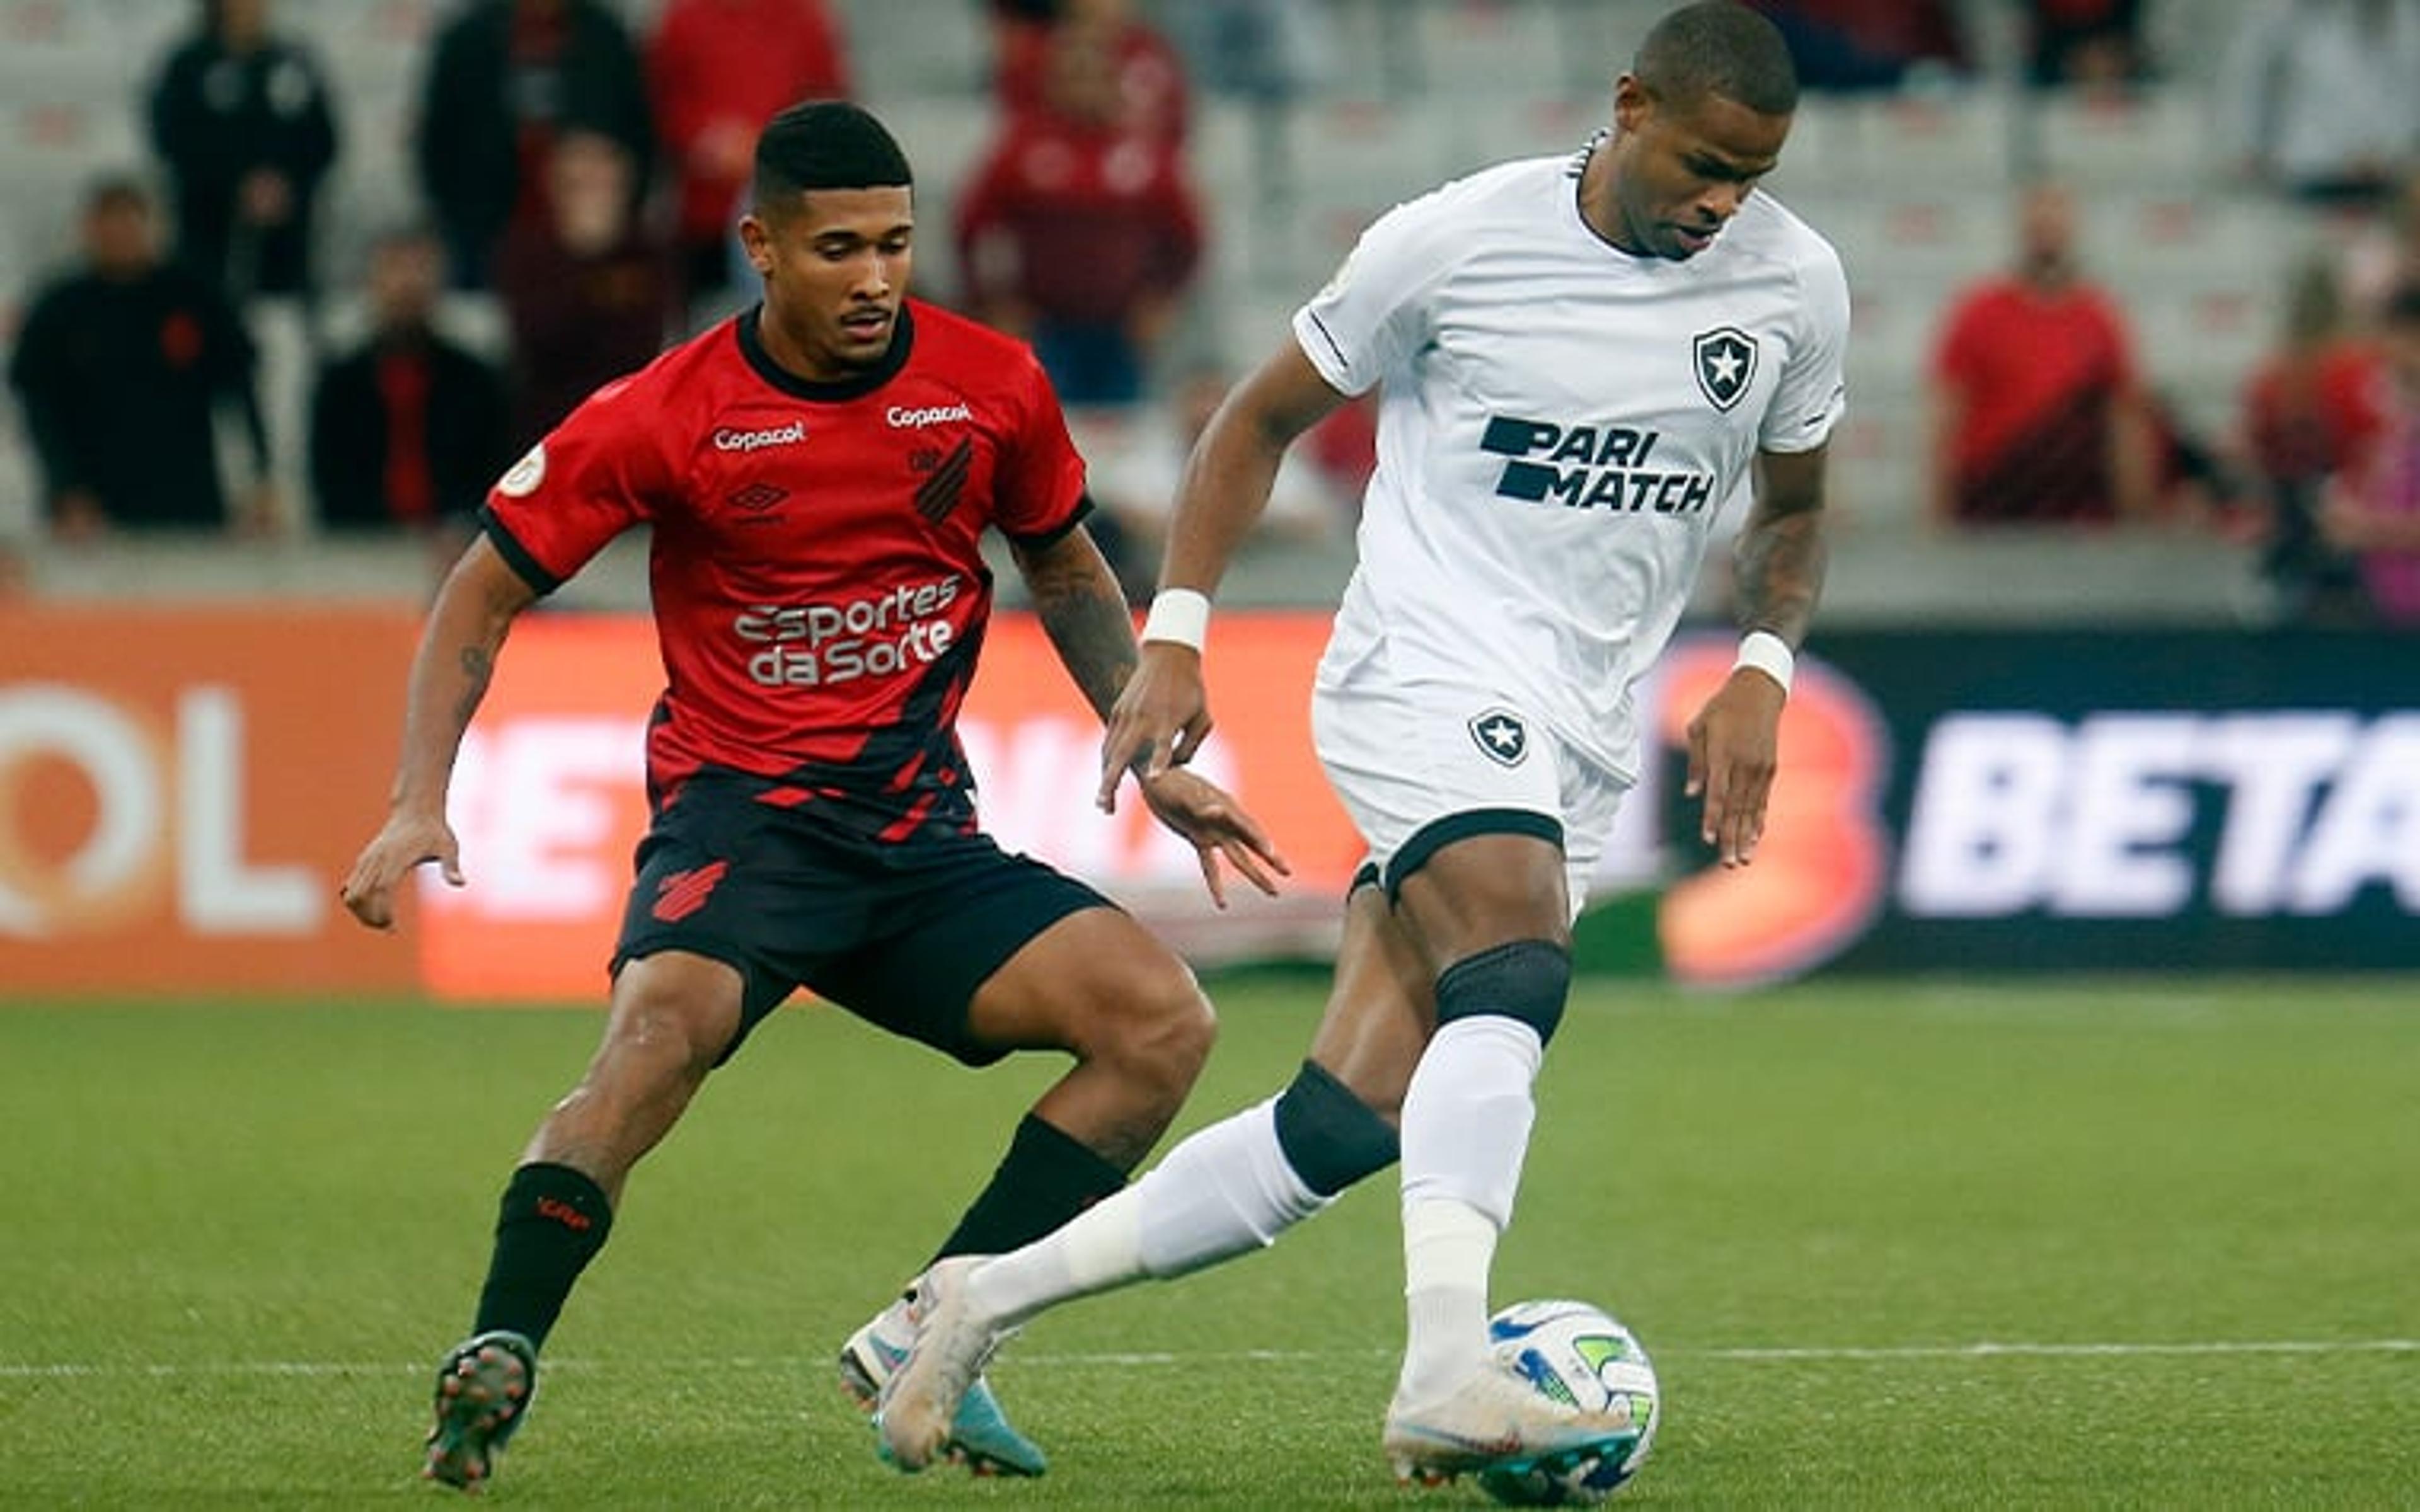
top-left (1283, 97), bottom-right (1449, 205)
top-left (1801, 191), bottom-right (2005, 287)
top-left (843, 0), bottom-right (989, 100)
top-left (2029, 88), bottom-right (2214, 191)
top-left (1820, 408), bottom-right (1926, 530)
top-left (0, 0), bottom-right (132, 91)
top-left (0, 81), bottom-right (146, 196)
top-left (1840, 280), bottom-right (1943, 404)
top-left (1794, 89), bottom-right (2017, 194)
top-left (2134, 284), bottom-right (2271, 392)
top-left (1407, 0), bottom-right (1569, 100)
top-left (1446, 94), bottom-right (1600, 178)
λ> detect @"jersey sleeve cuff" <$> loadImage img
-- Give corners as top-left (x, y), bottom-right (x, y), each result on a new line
top-left (1291, 307), bottom-right (1369, 397)
top-left (479, 507), bottom-right (565, 595)
top-left (1000, 491), bottom-right (1095, 551)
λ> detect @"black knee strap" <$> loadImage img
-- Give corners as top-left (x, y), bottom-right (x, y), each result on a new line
top-left (1272, 1059), bottom-right (1399, 1196)
top-left (1434, 939), bottom-right (1571, 1045)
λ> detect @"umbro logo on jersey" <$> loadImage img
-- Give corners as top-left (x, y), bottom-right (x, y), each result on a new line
top-left (1692, 327), bottom-right (1758, 412)
top-left (713, 421), bottom-right (806, 452)
top-left (1468, 708), bottom-right (1530, 767)
top-left (727, 483), bottom-right (788, 513)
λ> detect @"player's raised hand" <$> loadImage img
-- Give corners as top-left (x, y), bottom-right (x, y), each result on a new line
top-left (340, 808), bottom-right (466, 930)
top-left (1136, 766), bottom-right (1291, 908)
top-left (1098, 642), bottom-right (1213, 813)
top-left (1684, 670), bottom-right (1786, 868)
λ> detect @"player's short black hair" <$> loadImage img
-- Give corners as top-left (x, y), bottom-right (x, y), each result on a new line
top-left (752, 99), bottom-right (913, 213)
top-left (1634, 1), bottom-right (1799, 118)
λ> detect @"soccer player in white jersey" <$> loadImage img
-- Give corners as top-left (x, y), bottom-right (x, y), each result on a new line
top-left (874, 1), bottom-right (1845, 1486)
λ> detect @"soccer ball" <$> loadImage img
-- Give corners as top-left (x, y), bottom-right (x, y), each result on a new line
top-left (1477, 1299), bottom-right (1660, 1505)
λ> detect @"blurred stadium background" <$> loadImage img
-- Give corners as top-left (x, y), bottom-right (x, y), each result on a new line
top-left (4, 0), bottom-right (2414, 994)
top-left (0, 0), bottom-right (2332, 606)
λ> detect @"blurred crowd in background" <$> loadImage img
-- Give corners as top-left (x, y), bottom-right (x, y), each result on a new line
top-left (4, 0), bottom-right (2420, 630)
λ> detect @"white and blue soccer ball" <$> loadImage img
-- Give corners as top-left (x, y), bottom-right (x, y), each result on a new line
top-left (1478, 1298), bottom-right (1660, 1505)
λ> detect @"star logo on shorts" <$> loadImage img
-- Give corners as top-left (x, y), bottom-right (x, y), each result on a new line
top-left (1468, 708), bottom-right (1529, 768)
top-left (1693, 326), bottom-right (1758, 412)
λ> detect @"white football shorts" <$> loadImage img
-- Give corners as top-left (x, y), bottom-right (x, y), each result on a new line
top-left (1311, 637), bottom-right (1630, 922)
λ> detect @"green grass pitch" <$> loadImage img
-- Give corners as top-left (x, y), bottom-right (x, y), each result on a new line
top-left (4, 976), bottom-right (2416, 1507)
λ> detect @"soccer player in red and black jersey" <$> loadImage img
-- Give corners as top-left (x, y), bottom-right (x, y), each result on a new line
top-left (340, 99), bottom-right (1286, 1492)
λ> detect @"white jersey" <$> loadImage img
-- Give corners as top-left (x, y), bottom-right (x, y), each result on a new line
top-left (1294, 139), bottom-right (1850, 784)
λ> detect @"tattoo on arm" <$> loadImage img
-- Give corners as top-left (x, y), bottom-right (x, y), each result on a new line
top-left (450, 644), bottom-right (494, 732)
top-left (1734, 467), bottom-right (1829, 648)
top-left (1023, 537), bottom-right (1139, 722)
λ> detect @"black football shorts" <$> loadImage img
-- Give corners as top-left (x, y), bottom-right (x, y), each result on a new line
top-left (611, 770), bottom-right (1115, 1065)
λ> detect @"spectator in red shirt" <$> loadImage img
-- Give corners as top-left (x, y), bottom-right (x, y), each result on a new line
top-left (992, 0), bottom-right (1189, 142)
top-left (648, 0), bottom-right (851, 314)
top-left (2238, 257), bottom-right (2387, 620)
top-left (496, 130), bottom-right (677, 445)
top-left (1927, 181), bottom-right (2158, 527)
top-left (2324, 280), bottom-right (2420, 624)
top-left (956, 11), bottom-right (1206, 406)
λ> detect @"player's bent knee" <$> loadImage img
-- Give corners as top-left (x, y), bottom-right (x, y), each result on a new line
top-left (604, 965), bottom-right (742, 1080)
top-left (1433, 939), bottom-right (1572, 1046)
top-left (1273, 1058), bottom-right (1400, 1196)
top-left (1095, 955), bottom-right (1217, 1091)
top-left (1146, 971), bottom-right (1219, 1084)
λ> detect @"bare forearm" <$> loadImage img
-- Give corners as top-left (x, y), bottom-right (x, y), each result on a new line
top-left (1023, 534), bottom-right (1141, 723)
top-left (1161, 344), bottom-right (1345, 596)
top-left (389, 560), bottom-right (525, 810)
top-left (1161, 413), bottom-right (1286, 596)
top-left (1733, 508), bottom-right (1828, 648)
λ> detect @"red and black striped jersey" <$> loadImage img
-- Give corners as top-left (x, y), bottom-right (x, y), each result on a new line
top-left (480, 300), bottom-right (1088, 839)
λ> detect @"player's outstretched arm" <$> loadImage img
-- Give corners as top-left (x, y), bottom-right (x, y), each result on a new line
top-left (1098, 343), bottom-right (1348, 809)
top-left (1011, 525), bottom-right (1289, 903)
top-left (1686, 444), bottom-right (1829, 868)
top-left (341, 536), bottom-right (538, 929)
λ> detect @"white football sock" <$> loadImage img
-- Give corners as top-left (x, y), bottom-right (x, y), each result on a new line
top-left (967, 1099), bottom-right (1328, 1329)
top-left (1398, 1197), bottom-right (1499, 1402)
top-left (1395, 1014), bottom-right (1543, 1399)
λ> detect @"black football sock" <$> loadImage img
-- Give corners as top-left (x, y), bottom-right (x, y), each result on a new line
top-left (471, 1162), bottom-right (614, 1349)
top-left (930, 1113), bottom-right (1127, 1263)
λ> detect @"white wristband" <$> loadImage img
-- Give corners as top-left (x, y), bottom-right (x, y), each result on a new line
top-left (1141, 588), bottom-right (1212, 651)
top-left (1733, 630), bottom-right (1795, 696)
